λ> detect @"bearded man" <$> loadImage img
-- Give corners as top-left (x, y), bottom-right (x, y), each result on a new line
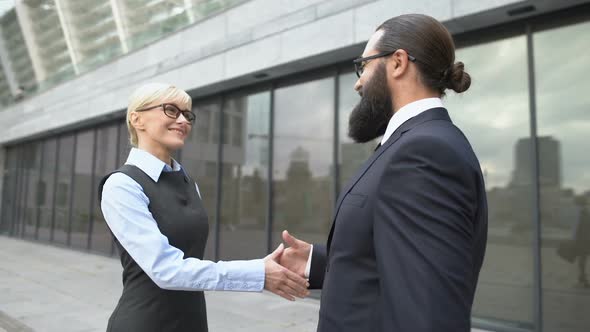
top-left (280, 14), bottom-right (488, 332)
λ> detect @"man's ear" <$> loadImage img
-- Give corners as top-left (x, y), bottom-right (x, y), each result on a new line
top-left (390, 49), bottom-right (410, 78)
top-left (129, 112), bottom-right (145, 131)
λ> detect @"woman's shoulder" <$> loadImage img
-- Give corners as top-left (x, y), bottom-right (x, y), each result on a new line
top-left (101, 171), bottom-right (145, 201)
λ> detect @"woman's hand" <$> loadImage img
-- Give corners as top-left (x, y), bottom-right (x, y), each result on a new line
top-left (263, 244), bottom-right (310, 301)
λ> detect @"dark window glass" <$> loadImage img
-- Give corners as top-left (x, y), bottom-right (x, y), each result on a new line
top-left (71, 130), bottom-right (95, 249)
top-left (23, 143), bottom-right (42, 239)
top-left (0, 148), bottom-right (18, 234)
top-left (14, 146), bottom-right (26, 237)
top-left (182, 99), bottom-right (221, 260)
top-left (219, 91), bottom-right (270, 260)
top-left (445, 36), bottom-right (534, 328)
top-left (536, 20), bottom-right (590, 332)
top-left (38, 139), bottom-right (58, 242)
top-left (272, 77), bottom-right (335, 247)
top-left (53, 135), bottom-right (75, 245)
top-left (91, 125), bottom-right (118, 254)
top-left (118, 121), bottom-right (130, 165)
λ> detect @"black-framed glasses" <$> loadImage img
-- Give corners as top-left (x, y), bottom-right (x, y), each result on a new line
top-left (135, 103), bottom-right (196, 123)
top-left (353, 50), bottom-right (417, 78)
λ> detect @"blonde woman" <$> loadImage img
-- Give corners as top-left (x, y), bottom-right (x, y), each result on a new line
top-left (99, 83), bottom-right (308, 331)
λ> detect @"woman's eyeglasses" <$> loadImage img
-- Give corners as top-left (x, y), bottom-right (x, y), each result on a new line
top-left (135, 103), bottom-right (196, 123)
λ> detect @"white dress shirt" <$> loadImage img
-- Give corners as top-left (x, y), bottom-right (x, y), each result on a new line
top-left (380, 97), bottom-right (444, 145)
top-left (101, 148), bottom-right (265, 292)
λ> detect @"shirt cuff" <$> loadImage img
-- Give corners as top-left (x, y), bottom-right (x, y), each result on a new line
top-left (215, 259), bottom-right (265, 292)
top-left (304, 244), bottom-right (313, 279)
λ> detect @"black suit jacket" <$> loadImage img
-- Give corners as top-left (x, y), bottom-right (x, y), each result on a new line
top-left (309, 108), bottom-right (488, 332)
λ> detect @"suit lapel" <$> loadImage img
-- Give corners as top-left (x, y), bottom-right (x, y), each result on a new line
top-left (326, 107), bottom-right (451, 251)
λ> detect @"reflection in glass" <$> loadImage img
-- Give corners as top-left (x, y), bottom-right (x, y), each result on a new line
top-left (91, 125), bottom-right (118, 254)
top-left (71, 130), bottom-right (95, 249)
top-left (219, 92), bottom-right (270, 260)
top-left (445, 35), bottom-right (534, 327)
top-left (0, 148), bottom-right (18, 234)
top-left (118, 121), bottom-right (131, 166)
top-left (23, 143), bottom-right (42, 239)
top-left (14, 147), bottom-right (25, 237)
top-left (272, 78), bottom-right (335, 246)
top-left (337, 72), bottom-right (377, 189)
top-left (535, 20), bottom-right (590, 332)
top-left (53, 135), bottom-right (75, 245)
top-left (182, 99), bottom-right (221, 260)
top-left (38, 139), bottom-right (58, 242)
top-left (58, 0), bottom-right (122, 73)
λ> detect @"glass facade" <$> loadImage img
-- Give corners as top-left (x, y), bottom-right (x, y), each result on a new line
top-left (70, 130), bottom-right (94, 249)
top-left (219, 91), bottom-right (270, 260)
top-left (272, 77), bottom-right (335, 247)
top-left (0, 0), bottom-right (246, 106)
top-left (445, 35), bottom-right (535, 329)
top-left (535, 20), bottom-right (590, 332)
top-left (1, 13), bottom-right (589, 332)
top-left (182, 98), bottom-right (222, 260)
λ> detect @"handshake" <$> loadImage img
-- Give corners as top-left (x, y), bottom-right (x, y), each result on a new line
top-left (263, 230), bottom-right (312, 301)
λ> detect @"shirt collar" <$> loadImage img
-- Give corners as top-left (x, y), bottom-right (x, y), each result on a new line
top-left (125, 148), bottom-right (182, 182)
top-left (380, 97), bottom-right (444, 145)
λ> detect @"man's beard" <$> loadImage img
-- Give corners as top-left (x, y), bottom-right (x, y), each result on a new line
top-left (348, 63), bottom-right (393, 143)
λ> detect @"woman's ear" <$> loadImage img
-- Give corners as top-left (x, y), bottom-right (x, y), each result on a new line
top-left (129, 112), bottom-right (144, 131)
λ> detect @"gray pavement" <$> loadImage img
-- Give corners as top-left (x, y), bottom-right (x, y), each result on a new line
top-left (0, 236), bottom-right (319, 332)
top-left (0, 236), bottom-right (492, 332)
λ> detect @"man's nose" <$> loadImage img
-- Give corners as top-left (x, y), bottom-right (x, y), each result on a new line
top-left (354, 79), bottom-right (362, 93)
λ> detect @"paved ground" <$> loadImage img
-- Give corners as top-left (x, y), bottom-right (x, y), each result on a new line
top-left (0, 236), bottom-right (319, 332)
top-left (0, 235), bottom-right (499, 332)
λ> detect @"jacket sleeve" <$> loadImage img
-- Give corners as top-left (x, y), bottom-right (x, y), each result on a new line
top-left (308, 244), bottom-right (327, 289)
top-left (373, 134), bottom-right (479, 331)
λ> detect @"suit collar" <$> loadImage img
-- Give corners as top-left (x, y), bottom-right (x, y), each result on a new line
top-left (336, 107), bottom-right (451, 211)
top-left (327, 107), bottom-right (451, 252)
top-left (382, 107), bottom-right (451, 148)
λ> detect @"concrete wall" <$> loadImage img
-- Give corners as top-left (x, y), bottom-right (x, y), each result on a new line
top-left (0, 0), bottom-right (585, 145)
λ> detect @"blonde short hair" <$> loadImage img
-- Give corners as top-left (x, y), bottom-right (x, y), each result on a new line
top-left (126, 83), bottom-right (192, 147)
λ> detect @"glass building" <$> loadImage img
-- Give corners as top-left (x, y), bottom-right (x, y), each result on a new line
top-left (1, 1), bottom-right (589, 331)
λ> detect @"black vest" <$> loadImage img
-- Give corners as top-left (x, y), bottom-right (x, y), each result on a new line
top-left (99, 164), bottom-right (209, 332)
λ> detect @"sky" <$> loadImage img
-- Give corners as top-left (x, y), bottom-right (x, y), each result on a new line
top-left (0, 0), bottom-right (14, 16)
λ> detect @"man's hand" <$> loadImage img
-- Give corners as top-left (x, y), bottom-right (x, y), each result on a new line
top-left (280, 230), bottom-right (312, 277)
top-left (264, 243), bottom-right (310, 301)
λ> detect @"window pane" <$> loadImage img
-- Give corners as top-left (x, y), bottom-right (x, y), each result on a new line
top-left (71, 130), bottom-right (95, 249)
top-left (92, 125), bottom-right (118, 254)
top-left (13, 147), bottom-right (25, 237)
top-left (337, 72), bottom-right (377, 189)
top-left (38, 139), bottom-right (58, 242)
top-left (272, 77), bottom-right (335, 247)
top-left (219, 92), bottom-right (270, 260)
top-left (118, 121), bottom-right (131, 165)
top-left (182, 99), bottom-right (221, 260)
top-left (23, 143), bottom-right (42, 239)
top-left (53, 135), bottom-right (75, 245)
top-left (445, 35), bottom-right (534, 327)
top-left (535, 20), bottom-right (590, 332)
top-left (1, 148), bottom-right (18, 234)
